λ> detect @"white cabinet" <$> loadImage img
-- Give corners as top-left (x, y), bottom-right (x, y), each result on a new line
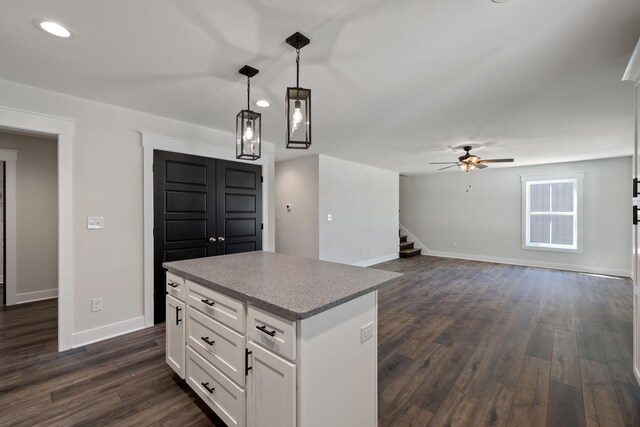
top-left (166, 271), bottom-right (379, 426)
top-left (247, 341), bottom-right (296, 427)
top-left (166, 294), bottom-right (185, 378)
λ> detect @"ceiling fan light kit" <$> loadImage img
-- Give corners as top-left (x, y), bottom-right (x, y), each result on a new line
top-left (236, 65), bottom-right (262, 161)
top-left (285, 31), bottom-right (312, 149)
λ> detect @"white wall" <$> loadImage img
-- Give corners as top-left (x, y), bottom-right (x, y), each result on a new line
top-left (400, 157), bottom-right (632, 276)
top-left (0, 77), bottom-right (275, 345)
top-left (0, 132), bottom-right (58, 297)
top-left (318, 155), bottom-right (399, 266)
top-left (275, 156), bottom-right (319, 259)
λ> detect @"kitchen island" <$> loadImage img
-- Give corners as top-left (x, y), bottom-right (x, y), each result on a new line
top-left (163, 251), bottom-right (402, 427)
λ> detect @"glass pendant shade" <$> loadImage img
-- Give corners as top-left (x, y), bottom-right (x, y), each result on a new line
top-left (236, 109), bottom-right (261, 160)
top-left (286, 87), bottom-right (311, 149)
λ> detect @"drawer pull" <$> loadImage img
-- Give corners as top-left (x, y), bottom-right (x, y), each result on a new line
top-left (167, 282), bottom-right (179, 288)
top-left (201, 298), bottom-right (215, 306)
top-left (201, 336), bottom-right (215, 346)
top-left (201, 381), bottom-right (215, 394)
top-left (176, 307), bottom-right (182, 326)
top-left (256, 325), bottom-right (276, 337)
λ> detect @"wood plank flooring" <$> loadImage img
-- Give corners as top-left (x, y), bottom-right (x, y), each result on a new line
top-left (376, 256), bottom-right (640, 427)
top-left (1, 255), bottom-right (638, 426)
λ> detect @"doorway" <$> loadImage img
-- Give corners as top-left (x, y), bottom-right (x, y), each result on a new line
top-left (153, 150), bottom-right (262, 323)
top-left (0, 130), bottom-right (58, 306)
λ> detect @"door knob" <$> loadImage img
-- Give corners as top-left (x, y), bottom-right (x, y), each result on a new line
top-left (209, 237), bottom-right (217, 243)
top-left (218, 237), bottom-right (225, 242)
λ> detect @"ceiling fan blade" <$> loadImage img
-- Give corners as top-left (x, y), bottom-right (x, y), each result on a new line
top-left (475, 163), bottom-right (488, 169)
top-left (438, 164), bottom-right (460, 171)
top-left (478, 158), bottom-right (514, 163)
top-left (429, 162), bottom-right (459, 164)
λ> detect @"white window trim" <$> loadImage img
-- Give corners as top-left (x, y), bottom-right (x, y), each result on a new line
top-left (521, 172), bottom-right (584, 254)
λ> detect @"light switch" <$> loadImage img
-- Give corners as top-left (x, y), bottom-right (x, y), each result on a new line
top-left (327, 214), bottom-right (333, 221)
top-left (87, 216), bottom-right (104, 230)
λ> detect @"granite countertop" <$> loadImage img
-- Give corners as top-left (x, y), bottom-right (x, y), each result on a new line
top-left (163, 251), bottom-right (402, 320)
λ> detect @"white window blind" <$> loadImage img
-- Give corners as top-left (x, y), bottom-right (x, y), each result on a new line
top-left (522, 174), bottom-right (583, 253)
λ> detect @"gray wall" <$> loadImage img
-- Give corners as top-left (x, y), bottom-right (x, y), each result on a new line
top-left (275, 156), bottom-right (320, 259)
top-left (400, 157), bottom-right (632, 276)
top-left (275, 154), bottom-right (400, 266)
top-left (0, 132), bottom-right (58, 295)
top-left (318, 155), bottom-right (399, 266)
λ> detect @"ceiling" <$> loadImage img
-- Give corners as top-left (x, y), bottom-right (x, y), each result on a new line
top-left (1, 0), bottom-right (639, 174)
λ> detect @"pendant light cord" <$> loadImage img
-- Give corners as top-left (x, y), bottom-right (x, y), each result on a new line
top-left (296, 49), bottom-right (300, 87)
top-left (246, 76), bottom-right (251, 111)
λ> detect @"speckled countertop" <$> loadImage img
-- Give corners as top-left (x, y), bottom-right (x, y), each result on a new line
top-left (163, 251), bottom-right (402, 320)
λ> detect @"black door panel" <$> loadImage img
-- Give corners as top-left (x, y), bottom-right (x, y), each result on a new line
top-left (154, 151), bottom-right (262, 323)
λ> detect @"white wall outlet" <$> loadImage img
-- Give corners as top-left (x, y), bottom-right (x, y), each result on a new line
top-left (87, 216), bottom-right (104, 230)
top-left (91, 297), bottom-right (103, 312)
top-left (327, 214), bottom-right (332, 221)
top-left (286, 203), bottom-right (292, 212)
top-left (361, 322), bottom-right (374, 343)
top-left (452, 241), bottom-right (458, 248)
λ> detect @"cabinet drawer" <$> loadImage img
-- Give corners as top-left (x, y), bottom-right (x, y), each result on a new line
top-left (247, 305), bottom-right (296, 361)
top-left (187, 281), bottom-right (245, 333)
top-left (187, 347), bottom-right (246, 427)
top-left (166, 272), bottom-right (185, 302)
top-left (187, 308), bottom-right (246, 387)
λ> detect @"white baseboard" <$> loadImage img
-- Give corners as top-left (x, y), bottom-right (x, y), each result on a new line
top-left (72, 316), bottom-right (146, 349)
top-left (399, 224), bottom-right (430, 252)
top-left (352, 253), bottom-right (399, 268)
top-left (426, 250), bottom-right (632, 278)
top-left (16, 288), bottom-right (58, 304)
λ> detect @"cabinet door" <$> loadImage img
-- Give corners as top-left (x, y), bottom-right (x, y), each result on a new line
top-left (166, 295), bottom-right (186, 378)
top-left (635, 84), bottom-right (640, 387)
top-left (247, 342), bottom-right (296, 427)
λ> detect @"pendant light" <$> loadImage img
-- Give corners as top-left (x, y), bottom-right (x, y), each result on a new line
top-left (236, 65), bottom-right (261, 161)
top-left (285, 32), bottom-right (311, 149)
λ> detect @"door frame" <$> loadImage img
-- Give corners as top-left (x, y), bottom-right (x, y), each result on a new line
top-left (142, 132), bottom-right (274, 327)
top-left (0, 105), bottom-right (75, 351)
top-left (0, 149), bottom-right (17, 305)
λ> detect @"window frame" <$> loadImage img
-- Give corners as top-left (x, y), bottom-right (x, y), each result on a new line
top-left (521, 173), bottom-right (584, 254)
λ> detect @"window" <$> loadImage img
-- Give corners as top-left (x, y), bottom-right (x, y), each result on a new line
top-left (521, 173), bottom-right (583, 253)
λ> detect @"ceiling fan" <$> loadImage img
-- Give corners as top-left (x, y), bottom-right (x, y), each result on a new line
top-left (430, 145), bottom-right (514, 171)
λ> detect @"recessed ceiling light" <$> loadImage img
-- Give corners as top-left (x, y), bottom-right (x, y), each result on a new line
top-left (255, 100), bottom-right (271, 108)
top-left (35, 20), bottom-right (74, 39)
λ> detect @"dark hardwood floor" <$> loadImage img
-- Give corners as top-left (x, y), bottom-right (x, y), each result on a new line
top-left (375, 256), bottom-right (640, 426)
top-left (1, 256), bottom-right (639, 426)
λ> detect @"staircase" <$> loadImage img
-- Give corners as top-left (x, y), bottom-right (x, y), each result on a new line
top-left (399, 233), bottom-right (422, 258)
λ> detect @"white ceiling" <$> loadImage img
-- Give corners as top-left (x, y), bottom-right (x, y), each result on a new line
top-left (1, 0), bottom-right (639, 174)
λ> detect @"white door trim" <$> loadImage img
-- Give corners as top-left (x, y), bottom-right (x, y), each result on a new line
top-left (0, 149), bottom-right (17, 306)
top-left (0, 105), bottom-right (75, 351)
top-left (141, 132), bottom-right (274, 327)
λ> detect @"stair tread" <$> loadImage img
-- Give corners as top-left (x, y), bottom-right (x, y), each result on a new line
top-left (399, 248), bottom-right (421, 253)
top-left (399, 241), bottom-right (415, 246)
top-left (399, 235), bottom-right (408, 239)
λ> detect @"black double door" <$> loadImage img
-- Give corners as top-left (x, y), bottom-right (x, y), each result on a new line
top-left (153, 150), bottom-right (262, 323)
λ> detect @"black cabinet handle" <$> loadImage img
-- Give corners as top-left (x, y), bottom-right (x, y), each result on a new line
top-left (634, 206), bottom-right (639, 225)
top-left (245, 349), bottom-right (252, 376)
top-left (176, 307), bottom-right (182, 326)
top-left (167, 282), bottom-right (179, 288)
top-left (201, 382), bottom-right (215, 394)
top-left (201, 299), bottom-right (215, 306)
top-left (634, 178), bottom-right (639, 198)
top-left (201, 336), bottom-right (215, 346)
top-left (256, 325), bottom-right (276, 337)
